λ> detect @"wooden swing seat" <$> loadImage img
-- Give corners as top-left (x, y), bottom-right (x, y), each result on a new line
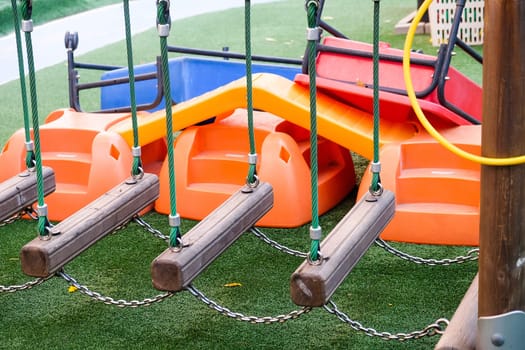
top-left (151, 181), bottom-right (273, 292)
top-left (0, 167), bottom-right (55, 222)
top-left (290, 189), bottom-right (395, 307)
top-left (20, 173), bottom-right (159, 277)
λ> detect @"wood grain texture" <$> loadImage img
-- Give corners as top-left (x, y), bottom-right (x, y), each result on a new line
top-left (290, 190), bottom-right (395, 307)
top-left (479, 0), bottom-right (525, 317)
top-left (0, 167), bottom-right (55, 222)
top-left (20, 173), bottom-right (159, 277)
top-left (151, 182), bottom-right (273, 292)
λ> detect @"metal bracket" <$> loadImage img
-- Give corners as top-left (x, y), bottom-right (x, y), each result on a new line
top-left (478, 310), bottom-right (525, 349)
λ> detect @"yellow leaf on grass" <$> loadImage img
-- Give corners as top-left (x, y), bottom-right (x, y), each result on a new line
top-left (223, 282), bottom-right (242, 288)
top-left (68, 285), bottom-right (78, 293)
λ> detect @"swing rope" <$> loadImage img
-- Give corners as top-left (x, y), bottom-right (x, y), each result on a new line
top-left (122, 0), bottom-right (143, 178)
top-left (305, 0), bottom-right (322, 263)
top-left (11, 0), bottom-right (34, 170)
top-left (20, 0), bottom-right (51, 238)
top-left (156, 0), bottom-right (181, 249)
top-left (369, 0), bottom-right (382, 195)
top-left (244, 0), bottom-right (258, 186)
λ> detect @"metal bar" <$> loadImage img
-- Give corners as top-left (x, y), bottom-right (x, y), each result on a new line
top-left (167, 45), bottom-right (302, 65)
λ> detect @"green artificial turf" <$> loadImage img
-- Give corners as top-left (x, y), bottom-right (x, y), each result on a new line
top-left (0, 0), bottom-right (122, 36)
top-left (1, 1), bottom-right (481, 349)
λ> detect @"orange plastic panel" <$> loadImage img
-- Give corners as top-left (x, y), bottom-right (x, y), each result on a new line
top-left (155, 109), bottom-right (356, 227)
top-left (357, 126), bottom-right (481, 246)
top-left (0, 109), bottom-right (135, 221)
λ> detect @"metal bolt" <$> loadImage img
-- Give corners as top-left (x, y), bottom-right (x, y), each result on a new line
top-left (491, 333), bottom-right (505, 347)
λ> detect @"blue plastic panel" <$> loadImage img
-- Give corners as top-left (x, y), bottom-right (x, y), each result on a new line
top-left (100, 56), bottom-right (300, 112)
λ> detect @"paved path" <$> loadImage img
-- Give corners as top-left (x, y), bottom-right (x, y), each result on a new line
top-left (0, 0), bottom-right (280, 86)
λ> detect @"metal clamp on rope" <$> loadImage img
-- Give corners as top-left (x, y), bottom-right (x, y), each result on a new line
top-left (21, 19), bottom-right (33, 33)
top-left (156, 0), bottom-right (171, 37)
top-left (37, 204), bottom-right (51, 241)
top-left (248, 153), bottom-right (258, 166)
top-left (168, 213), bottom-right (181, 228)
top-left (25, 141), bottom-right (34, 152)
top-left (306, 27), bottom-right (321, 41)
top-left (157, 23), bottom-right (170, 37)
top-left (132, 146), bottom-right (142, 157)
top-left (370, 161), bottom-right (381, 174)
top-left (310, 225), bottom-right (322, 240)
top-left (245, 154), bottom-right (260, 189)
top-left (128, 147), bottom-right (144, 180)
top-left (37, 203), bottom-right (48, 218)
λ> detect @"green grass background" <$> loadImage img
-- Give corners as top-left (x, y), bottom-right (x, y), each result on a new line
top-left (1, 1), bottom-right (481, 349)
top-left (0, 0), bottom-right (122, 36)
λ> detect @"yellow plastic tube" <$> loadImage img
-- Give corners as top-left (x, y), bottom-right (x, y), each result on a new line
top-left (402, 0), bottom-right (525, 165)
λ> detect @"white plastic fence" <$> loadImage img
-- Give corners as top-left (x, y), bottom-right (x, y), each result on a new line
top-left (429, 0), bottom-right (484, 46)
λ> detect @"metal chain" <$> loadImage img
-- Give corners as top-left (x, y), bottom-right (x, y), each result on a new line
top-left (375, 238), bottom-right (479, 266)
top-left (1, 207), bottom-right (45, 292)
top-left (133, 216), bottom-right (170, 242)
top-left (57, 270), bottom-right (174, 307)
top-left (249, 227), bottom-right (308, 258)
top-left (186, 284), bottom-right (312, 324)
top-left (0, 207), bottom-right (37, 227)
top-left (0, 275), bottom-right (51, 293)
top-left (324, 300), bottom-right (449, 341)
top-left (0, 212), bottom-right (24, 227)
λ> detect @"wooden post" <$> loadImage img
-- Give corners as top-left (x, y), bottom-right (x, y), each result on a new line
top-left (478, 0), bottom-right (525, 320)
top-left (0, 167), bottom-right (55, 222)
top-left (151, 182), bottom-right (273, 292)
top-left (290, 190), bottom-right (395, 307)
top-left (20, 173), bottom-right (159, 277)
top-left (435, 274), bottom-right (478, 350)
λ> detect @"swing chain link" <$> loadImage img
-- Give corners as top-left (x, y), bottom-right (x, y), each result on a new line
top-left (1, 207), bottom-right (45, 292)
top-left (0, 275), bottom-right (50, 293)
top-left (375, 238), bottom-right (479, 266)
top-left (0, 212), bottom-right (24, 227)
top-left (249, 227), bottom-right (308, 258)
top-left (185, 284), bottom-right (312, 324)
top-left (324, 300), bottom-right (449, 341)
top-left (57, 270), bottom-right (174, 307)
top-left (0, 207), bottom-right (38, 227)
top-left (133, 216), bottom-right (170, 242)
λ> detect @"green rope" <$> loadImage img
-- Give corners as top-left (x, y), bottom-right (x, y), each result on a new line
top-left (370, 0), bottom-right (382, 194)
top-left (122, 0), bottom-right (143, 177)
top-left (306, 0), bottom-right (321, 262)
top-left (244, 0), bottom-right (257, 185)
top-left (11, 0), bottom-right (34, 169)
top-left (21, 0), bottom-right (51, 237)
top-left (157, 0), bottom-right (181, 248)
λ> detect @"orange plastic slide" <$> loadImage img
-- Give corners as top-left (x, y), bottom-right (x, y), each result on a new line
top-left (109, 73), bottom-right (418, 159)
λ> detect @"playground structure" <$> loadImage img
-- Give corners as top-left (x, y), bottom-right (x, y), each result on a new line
top-left (2, 35), bottom-right (484, 244)
top-left (2, 0), bottom-right (524, 348)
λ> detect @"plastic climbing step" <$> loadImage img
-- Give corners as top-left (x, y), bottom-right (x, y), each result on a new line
top-left (0, 109), bottom-right (137, 221)
top-left (358, 126), bottom-right (481, 246)
top-left (155, 108), bottom-right (356, 228)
